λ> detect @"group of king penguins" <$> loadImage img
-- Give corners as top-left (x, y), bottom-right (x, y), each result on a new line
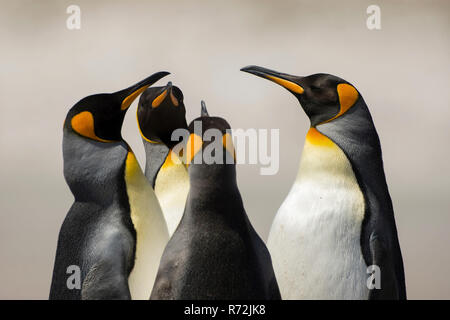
top-left (49, 65), bottom-right (406, 300)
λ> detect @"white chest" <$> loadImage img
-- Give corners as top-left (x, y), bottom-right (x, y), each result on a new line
top-left (268, 129), bottom-right (368, 299)
top-left (154, 152), bottom-right (190, 235)
top-left (124, 152), bottom-right (169, 299)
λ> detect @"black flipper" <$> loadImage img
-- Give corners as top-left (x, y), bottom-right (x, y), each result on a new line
top-left (367, 232), bottom-right (400, 299)
top-left (318, 98), bottom-right (406, 300)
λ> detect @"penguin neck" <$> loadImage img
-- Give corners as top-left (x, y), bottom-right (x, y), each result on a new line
top-left (314, 98), bottom-right (381, 156)
top-left (189, 163), bottom-right (237, 189)
top-left (142, 139), bottom-right (170, 188)
top-left (187, 164), bottom-right (246, 222)
top-left (295, 127), bottom-right (344, 182)
top-left (312, 98), bottom-right (392, 211)
top-left (301, 98), bottom-right (383, 182)
top-left (63, 130), bottom-right (129, 205)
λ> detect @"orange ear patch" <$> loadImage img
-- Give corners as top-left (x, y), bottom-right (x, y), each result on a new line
top-left (337, 83), bottom-right (358, 115)
top-left (186, 133), bottom-right (203, 165)
top-left (71, 111), bottom-right (112, 143)
top-left (152, 90), bottom-right (167, 108)
top-left (320, 83), bottom-right (359, 124)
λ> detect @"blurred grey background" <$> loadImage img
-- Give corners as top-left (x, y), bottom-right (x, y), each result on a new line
top-left (0, 0), bottom-right (449, 299)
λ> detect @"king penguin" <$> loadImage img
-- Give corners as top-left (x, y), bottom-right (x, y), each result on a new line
top-left (137, 82), bottom-right (189, 235)
top-left (150, 102), bottom-right (281, 300)
top-left (50, 72), bottom-right (170, 300)
top-left (241, 65), bottom-right (406, 300)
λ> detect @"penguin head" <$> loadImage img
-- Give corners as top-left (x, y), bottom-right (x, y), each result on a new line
top-left (137, 81), bottom-right (188, 148)
top-left (64, 72), bottom-right (169, 142)
top-left (186, 101), bottom-right (235, 167)
top-left (241, 65), bottom-right (359, 127)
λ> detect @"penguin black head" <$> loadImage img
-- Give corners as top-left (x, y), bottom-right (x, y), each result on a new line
top-left (241, 65), bottom-right (360, 127)
top-left (137, 81), bottom-right (188, 149)
top-left (64, 72), bottom-right (170, 142)
top-left (186, 101), bottom-right (235, 167)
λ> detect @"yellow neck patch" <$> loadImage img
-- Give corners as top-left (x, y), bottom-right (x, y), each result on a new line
top-left (125, 151), bottom-right (140, 178)
top-left (71, 111), bottom-right (113, 143)
top-left (152, 90), bottom-right (167, 108)
top-left (161, 150), bottom-right (183, 169)
top-left (306, 128), bottom-right (334, 147)
top-left (266, 75), bottom-right (304, 94)
top-left (186, 133), bottom-right (203, 165)
top-left (222, 133), bottom-right (236, 160)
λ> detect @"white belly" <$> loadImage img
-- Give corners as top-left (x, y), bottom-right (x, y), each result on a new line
top-left (124, 151), bottom-right (169, 300)
top-left (267, 128), bottom-right (368, 300)
top-left (154, 151), bottom-right (189, 235)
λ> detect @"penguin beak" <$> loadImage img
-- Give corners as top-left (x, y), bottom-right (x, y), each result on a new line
top-left (119, 71), bottom-right (170, 110)
top-left (201, 100), bottom-right (209, 117)
top-left (240, 65), bottom-right (304, 95)
top-left (151, 82), bottom-right (175, 108)
top-left (166, 81), bottom-right (173, 93)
